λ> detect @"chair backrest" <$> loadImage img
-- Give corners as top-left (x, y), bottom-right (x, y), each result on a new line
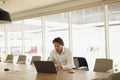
top-left (73, 57), bottom-right (79, 68)
top-left (30, 56), bottom-right (41, 64)
top-left (93, 58), bottom-right (113, 72)
top-left (108, 72), bottom-right (120, 80)
top-left (5, 55), bottom-right (13, 63)
top-left (73, 57), bottom-right (89, 70)
top-left (17, 55), bottom-right (26, 64)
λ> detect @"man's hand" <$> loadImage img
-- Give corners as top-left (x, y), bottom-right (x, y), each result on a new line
top-left (56, 65), bottom-right (62, 70)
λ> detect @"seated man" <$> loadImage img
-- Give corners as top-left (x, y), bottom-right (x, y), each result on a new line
top-left (48, 37), bottom-right (75, 70)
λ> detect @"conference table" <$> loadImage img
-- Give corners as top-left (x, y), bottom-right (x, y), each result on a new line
top-left (0, 62), bottom-right (109, 80)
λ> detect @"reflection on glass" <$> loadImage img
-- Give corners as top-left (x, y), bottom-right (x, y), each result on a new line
top-left (36, 73), bottom-right (57, 80)
top-left (36, 72), bottom-right (73, 80)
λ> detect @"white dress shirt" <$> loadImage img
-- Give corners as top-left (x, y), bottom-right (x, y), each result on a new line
top-left (49, 47), bottom-right (75, 70)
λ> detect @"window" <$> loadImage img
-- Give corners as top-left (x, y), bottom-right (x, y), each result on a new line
top-left (7, 21), bottom-right (22, 56)
top-left (109, 2), bottom-right (120, 69)
top-left (72, 6), bottom-right (105, 70)
top-left (23, 18), bottom-right (42, 62)
top-left (0, 24), bottom-right (5, 61)
top-left (45, 13), bottom-right (69, 58)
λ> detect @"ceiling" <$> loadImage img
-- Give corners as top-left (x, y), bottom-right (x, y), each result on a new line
top-left (0, 0), bottom-right (71, 14)
top-left (0, 0), bottom-right (104, 21)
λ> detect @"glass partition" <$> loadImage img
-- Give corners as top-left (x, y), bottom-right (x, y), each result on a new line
top-left (72, 6), bottom-right (106, 70)
top-left (7, 21), bottom-right (22, 56)
top-left (109, 2), bottom-right (120, 70)
top-left (45, 13), bottom-right (69, 58)
top-left (23, 17), bottom-right (42, 63)
top-left (0, 24), bottom-right (5, 61)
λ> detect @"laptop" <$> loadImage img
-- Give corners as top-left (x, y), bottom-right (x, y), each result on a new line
top-left (33, 61), bottom-right (57, 73)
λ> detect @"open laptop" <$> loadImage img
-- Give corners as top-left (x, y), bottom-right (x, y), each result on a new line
top-left (33, 61), bottom-right (57, 73)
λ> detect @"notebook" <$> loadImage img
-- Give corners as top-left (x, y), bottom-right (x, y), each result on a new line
top-left (33, 61), bottom-right (57, 73)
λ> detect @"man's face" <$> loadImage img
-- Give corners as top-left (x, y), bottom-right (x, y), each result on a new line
top-left (53, 42), bottom-right (63, 52)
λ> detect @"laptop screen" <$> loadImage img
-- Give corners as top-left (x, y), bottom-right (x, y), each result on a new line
top-left (33, 61), bottom-right (57, 73)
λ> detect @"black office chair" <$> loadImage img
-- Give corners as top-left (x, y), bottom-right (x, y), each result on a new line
top-left (73, 57), bottom-right (89, 71)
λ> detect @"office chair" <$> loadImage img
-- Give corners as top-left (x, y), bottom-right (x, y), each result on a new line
top-left (93, 58), bottom-right (113, 72)
top-left (4, 54), bottom-right (13, 63)
top-left (30, 56), bottom-right (41, 64)
top-left (73, 57), bottom-right (89, 71)
top-left (17, 55), bottom-right (26, 64)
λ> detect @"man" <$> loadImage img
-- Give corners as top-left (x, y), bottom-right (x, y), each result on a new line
top-left (49, 37), bottom-right (75, 70)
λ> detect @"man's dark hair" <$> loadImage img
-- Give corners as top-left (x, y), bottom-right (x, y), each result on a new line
top-left (52, 37), bottom-right (64, 46)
